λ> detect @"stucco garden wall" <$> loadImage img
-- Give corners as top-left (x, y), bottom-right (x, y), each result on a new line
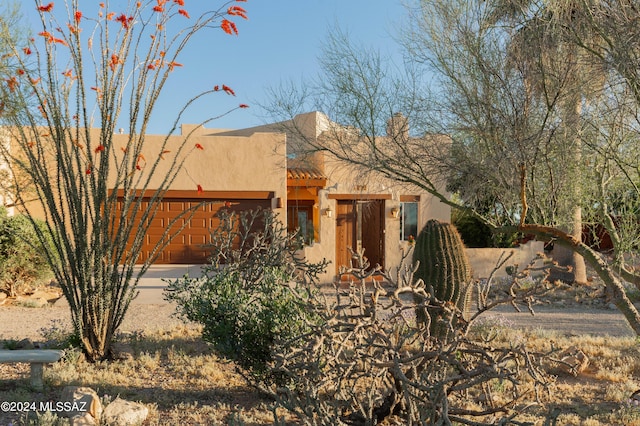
top-left (466, 240), bottom-right (545, 280)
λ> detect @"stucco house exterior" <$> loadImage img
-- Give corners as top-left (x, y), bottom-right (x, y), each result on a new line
top-left (211, 111), bottom-right (452, 282)
top-left (3, 112), bottom-right (451, 282)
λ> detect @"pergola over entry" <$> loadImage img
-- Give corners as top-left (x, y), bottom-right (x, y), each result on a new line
top-left (287, 167), bottom-right (327, 244)
top-left (114, 190), bottom-right (274, 264)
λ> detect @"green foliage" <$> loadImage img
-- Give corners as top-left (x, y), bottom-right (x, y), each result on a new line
top-left (412, 219), bottom-right (473, 338)
top-left (452, 208), bottom-right (518, 248)
top-left (0, 207), bottom-right (54, 297)
top-left (166, 209), bottom-right (327, 384)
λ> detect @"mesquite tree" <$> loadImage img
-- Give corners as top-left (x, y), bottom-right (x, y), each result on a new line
top-left (0, 0), bottom-right (250, 361)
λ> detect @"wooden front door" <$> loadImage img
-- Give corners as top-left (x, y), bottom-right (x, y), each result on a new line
top-left (335, 199), bottom-right (384, 271)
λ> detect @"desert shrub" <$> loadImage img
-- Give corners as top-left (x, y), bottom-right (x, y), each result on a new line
top-left (266, 249), bottom-right (560, 425)
top-left (170, 208), bottom-right (560, 424)
top-left (39, 320), bottom-right (82, 349)
top-left (0, 207), bottom-right (55, 297)
top-left (166, 208), bottom-right (328, 384)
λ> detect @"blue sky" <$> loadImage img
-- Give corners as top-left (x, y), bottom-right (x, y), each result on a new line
top-left (23, 1), bottom-right (407, 134)
top-left (156, 0), bottom-right (408, 133)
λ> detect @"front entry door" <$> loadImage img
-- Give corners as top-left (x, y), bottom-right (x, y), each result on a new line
top-left (335, 199), bottom-right (384, 271)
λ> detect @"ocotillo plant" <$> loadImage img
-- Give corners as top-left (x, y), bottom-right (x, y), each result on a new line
top-left (412, 219), bottom-right (473, 337)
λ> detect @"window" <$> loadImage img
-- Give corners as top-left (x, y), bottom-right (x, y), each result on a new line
top-left (287, 202), bottom-right (315, 245)
top-left (400, 202), bottom-right (418, 241)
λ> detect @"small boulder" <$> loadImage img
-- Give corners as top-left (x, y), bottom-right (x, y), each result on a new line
top-left (557, 346), bottom-right (589, 376)
top-left (111, 342), bottom-right (134, 361)
top-left (102, 398), bottom-right (148, 426)
top-left (60, 386), bottom-right (102, 422)
top-left (54, 296), bottom-right (70, 308)
top-left (16, 338), bottom-right (35, 349)
top-left (16, 296), bottom-right (49, 308)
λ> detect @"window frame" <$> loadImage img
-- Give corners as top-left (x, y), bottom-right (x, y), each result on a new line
top-left (399, 197), bottom-right (419, 242)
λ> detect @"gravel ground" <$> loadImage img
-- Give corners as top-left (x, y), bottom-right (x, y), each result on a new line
top-left (0, 299), bottom-right (635, 343)
top-left (482, 304), bottom-right (635, 338)
top-left (0, 303), bottom-right (188, 342)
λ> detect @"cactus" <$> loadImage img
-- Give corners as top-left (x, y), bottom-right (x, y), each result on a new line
top-left (412, 219), bottom-right (473, 337)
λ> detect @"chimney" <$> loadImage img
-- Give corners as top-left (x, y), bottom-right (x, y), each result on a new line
top-left (386, 112), bottom-right (409, 139)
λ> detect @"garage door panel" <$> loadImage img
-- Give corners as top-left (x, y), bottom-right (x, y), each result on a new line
top-left (189, 235), bottom-right (208, 245)
top-left (149, 217), bottom-right (166, 228)
top-left (189, 218), bottom-right (209, 228)
top-left (168, 202), bottom-right (186, 212)
top-left (145, 234), bottom-right (166, 245)
top-left (116, 197), bottom-right (270, 264)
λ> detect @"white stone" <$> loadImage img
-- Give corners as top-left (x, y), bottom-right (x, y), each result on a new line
top-left (60, 386), bottom-right (102, 421)
top-left (101, 398), bottom-right (148, 426)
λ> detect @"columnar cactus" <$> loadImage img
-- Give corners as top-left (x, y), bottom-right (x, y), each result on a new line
top-left (412, 219), bottom-right (473, 336)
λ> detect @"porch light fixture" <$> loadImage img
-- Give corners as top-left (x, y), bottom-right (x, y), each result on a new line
top-left (324, 207), bottom-right (333, 218)
top-left (276, 197), bottom-right (284, 208)
top-left (390, 207), bottom-right (400, 218)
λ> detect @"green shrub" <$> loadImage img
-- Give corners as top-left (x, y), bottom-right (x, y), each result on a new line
top-left (0, 207), bottom-right (55, 296)
top-left (168, 266), bottom-right (313, 383)
top-left (165, 208), bottom-right (327, 384)
top-left (452, 208), bottom-right (518, 248)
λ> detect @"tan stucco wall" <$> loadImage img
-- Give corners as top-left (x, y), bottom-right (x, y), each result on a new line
top-left (5, 112), bottom-right (449, 278)
top-left (290, 116), bottom-right (452, 282)
top-left (12, 125), bottom-right (287, 221)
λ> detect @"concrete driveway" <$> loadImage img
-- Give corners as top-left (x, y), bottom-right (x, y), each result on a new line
top-left (51, 265), bottom-right (206, 308)
top-left (133, 264), bottom-right (204, 304)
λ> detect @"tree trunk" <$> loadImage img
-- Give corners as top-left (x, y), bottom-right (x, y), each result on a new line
top-left (571, 206), bottom-right (588, 284)
top-left (565, 82), bottom-right (588, 284)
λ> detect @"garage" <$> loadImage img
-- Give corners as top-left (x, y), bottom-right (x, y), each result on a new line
top-left (115, 190), bottom-right (273, 264)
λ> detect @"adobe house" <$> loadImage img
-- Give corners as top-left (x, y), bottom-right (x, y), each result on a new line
top-left (217, 112), bottom-right (452, 282)
top-left (3, 112), bottom-right (451, 282)
top-left (1, 125), bottom-right (288, 264)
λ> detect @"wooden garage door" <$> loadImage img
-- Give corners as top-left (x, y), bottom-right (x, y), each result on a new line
top-left (116, 193), bottom-right (271, 264)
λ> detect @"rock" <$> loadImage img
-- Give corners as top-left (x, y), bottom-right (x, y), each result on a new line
top-left (557, 346), bottom-right (589, 376)
top-left (69, 412), bottom-right (97, 426)
top-left (111, 343), bottom-right (134, 361)
top-left (16, 338), bottom-right (35, 349)
top-left (0, 292), bottom-right (6, 303)
top-left (31, 289), bottom-right (62, 303)
top-left (16, 296), bottom-right (49, 308)
top-left (102, 398), bottom-right (148, 426)
top-left (60, 386), bottom-right (103, 422)
top-left (54, 296), bottom-right (69, 308)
